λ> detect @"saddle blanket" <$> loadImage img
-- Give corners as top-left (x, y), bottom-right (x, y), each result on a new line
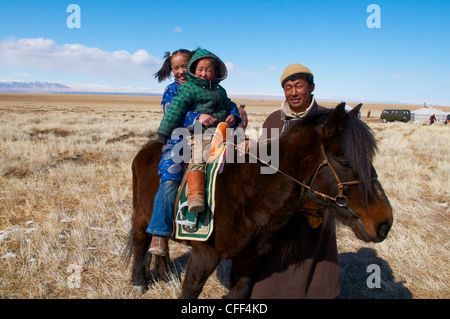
top-left (174, 147), bottom-right (226, 241)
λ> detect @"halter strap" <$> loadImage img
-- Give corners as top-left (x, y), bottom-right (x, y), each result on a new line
top-left (318, 143), bottom-right (360, 199)
top-left (229, 138), bottom-right (372, 218)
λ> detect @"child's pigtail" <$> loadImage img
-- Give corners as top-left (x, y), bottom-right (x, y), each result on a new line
top-left (154, 51), bottom-right (173, 83)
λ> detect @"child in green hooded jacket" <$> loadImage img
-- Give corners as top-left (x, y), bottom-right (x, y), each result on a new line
top-left (155, 49), bottom-right (239, 216)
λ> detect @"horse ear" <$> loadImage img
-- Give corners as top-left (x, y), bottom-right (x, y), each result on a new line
top-left (349, 103), bottom-right (363, 117)
top-left (335, 102), bottom-right (347, 115)
top-left (317, 102), bottom-right (347, 139)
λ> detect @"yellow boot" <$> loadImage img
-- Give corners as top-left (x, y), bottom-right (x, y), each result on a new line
top-left (186, 170), bottom-right (206, 213)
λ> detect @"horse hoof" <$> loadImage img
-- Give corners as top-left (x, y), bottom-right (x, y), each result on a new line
top-left (133, 285), bottom-right (145, 295)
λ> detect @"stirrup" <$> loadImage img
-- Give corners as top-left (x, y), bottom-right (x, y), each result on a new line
top-left (175, 202), bottom-right (198, 232)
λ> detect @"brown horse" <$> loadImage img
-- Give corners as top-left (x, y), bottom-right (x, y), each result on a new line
top-left (126, 102), bottom-right (393, 298)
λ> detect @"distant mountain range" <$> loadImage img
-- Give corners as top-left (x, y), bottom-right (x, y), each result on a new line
top-left (0, 81), bottom-right (71, 93)
top-left (0, 81), bottom-right (284, 99)
top-left (0, 81), bottom-right (164, 95)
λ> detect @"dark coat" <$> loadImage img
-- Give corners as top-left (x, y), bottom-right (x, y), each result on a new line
top-left (249, 99), bottom-right (341, 299)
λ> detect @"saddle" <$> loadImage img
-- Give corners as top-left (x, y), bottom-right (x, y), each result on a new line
top-left (173, 122), bottom-right (229, 241)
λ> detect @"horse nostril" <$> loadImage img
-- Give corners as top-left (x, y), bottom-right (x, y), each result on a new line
top-left (376, 221), bottom-right (391, 239)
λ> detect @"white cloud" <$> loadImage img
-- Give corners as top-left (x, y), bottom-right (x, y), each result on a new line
top-left (268, 66), bottom-right (280, 71)
top-left (174, 26), bottom-right (182, 33)
top-left (225, 62), bottom-right (235, 71)
top-left (68, 82), bottom-right (162, 94)
top-left (0, 37), bottom-right (162, 79)
top-left (0, 72), bottom-right (33, 81)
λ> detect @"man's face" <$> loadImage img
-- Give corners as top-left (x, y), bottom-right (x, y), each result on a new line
top-left (283, 78), bottom-right (315, 111)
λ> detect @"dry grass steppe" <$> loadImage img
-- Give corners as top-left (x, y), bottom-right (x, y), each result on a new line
top-left (0, 93), bottom-right (449, 299)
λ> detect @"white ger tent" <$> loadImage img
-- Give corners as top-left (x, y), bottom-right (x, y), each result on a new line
top-left (412, 106), bottom-right (448, 123)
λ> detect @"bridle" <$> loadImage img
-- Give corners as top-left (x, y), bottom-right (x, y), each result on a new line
top-left (221, 123), bottom-right (379, 239)
top-left (230, 133), bottom-right (374, 222)
top-left (281, 142), bottom-right (377, 240)
top-left (229, 135), bottom-right (377, 240)
top-left (305, 143), bottom-right (362, 218)
top-left (292, 143), bottom-right (377, 240)
top-left (253, 141), bottom-right (366, 220)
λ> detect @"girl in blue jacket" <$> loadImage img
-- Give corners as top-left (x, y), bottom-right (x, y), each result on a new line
top-left (147, 49), bottom-right (240, 255)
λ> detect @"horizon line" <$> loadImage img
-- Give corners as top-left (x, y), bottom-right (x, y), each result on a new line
top-left (0, 80), bottom-right (448, 107)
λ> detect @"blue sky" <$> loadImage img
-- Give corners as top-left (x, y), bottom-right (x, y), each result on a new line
top-left (0, 0), bottom-right (449, 105)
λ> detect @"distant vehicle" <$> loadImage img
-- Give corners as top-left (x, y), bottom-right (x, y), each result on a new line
top-left (380, 109), bottom-right (411, 122)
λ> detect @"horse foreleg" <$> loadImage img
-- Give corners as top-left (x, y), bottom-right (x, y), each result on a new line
top-left (224, 256), bottom-right (260, 299)
top-left (179, 243), bottom-right (220, 299)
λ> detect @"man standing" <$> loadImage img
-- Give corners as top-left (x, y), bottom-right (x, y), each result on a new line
top-left (238, 104), bottom-right (248, 130)
top-left (429, 114), bottom-right (436, 125)
top-left (249, 63), bottom-right (341, 299)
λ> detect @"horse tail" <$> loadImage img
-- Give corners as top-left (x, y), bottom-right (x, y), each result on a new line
top-left (123, 140), bottom-right (162, 276)
top-left (123, 225), bottom-right (135, 266)
top-left (122, 154), bottom-right (140, 266)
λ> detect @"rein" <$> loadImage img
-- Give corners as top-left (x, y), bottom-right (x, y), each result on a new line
top-left (226, 134), bottom-right (377, 240)
top-left (233, 139), bottom-right (364, 219)
top-left (218, 116), bottom-right (378, 239)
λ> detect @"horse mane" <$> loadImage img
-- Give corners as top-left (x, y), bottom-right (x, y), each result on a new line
top-left (340, 112), bottom-right (378, 206)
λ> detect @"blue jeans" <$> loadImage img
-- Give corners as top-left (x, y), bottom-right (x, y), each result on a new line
top-left (146, 180), bottom-right (180, 236)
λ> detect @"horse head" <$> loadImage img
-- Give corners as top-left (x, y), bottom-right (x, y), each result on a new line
top-left (305, 102), bottom-right (393, 243)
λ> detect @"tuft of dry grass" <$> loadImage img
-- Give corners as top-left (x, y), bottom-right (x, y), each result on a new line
top-left (336, 122), bottom-right (450, 299)
top-left (0, 94), bottom-right (448, 299)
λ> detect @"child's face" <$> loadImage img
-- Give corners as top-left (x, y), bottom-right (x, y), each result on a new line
top-left (171, 53), bottom-right (190, 84)
top-left (194, 58), bottom-right (217, 82)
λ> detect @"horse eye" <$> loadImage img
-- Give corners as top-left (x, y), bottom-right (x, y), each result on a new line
top-left (338, 159), bottom-right (351, 169)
